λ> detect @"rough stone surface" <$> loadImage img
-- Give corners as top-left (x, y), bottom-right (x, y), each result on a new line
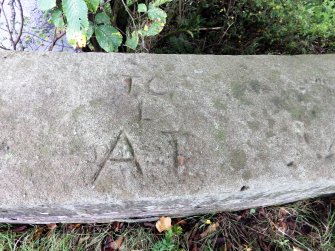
top-left (0, 51), bottom-right (334, 223)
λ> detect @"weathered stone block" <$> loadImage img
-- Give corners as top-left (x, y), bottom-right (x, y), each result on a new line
top-left (0, 52), bottom-right (334, 223)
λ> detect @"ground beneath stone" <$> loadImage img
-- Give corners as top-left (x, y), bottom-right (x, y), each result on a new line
top-left (0, 197), bottom-right (334, 251)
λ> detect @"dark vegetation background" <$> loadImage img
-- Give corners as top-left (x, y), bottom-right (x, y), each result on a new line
top-left (140, 0), bottom-right (335, 55)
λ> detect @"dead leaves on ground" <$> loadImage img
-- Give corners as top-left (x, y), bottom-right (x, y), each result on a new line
top-left (155, 216), bottom-right (172, 232)
top-left (103, 236), bottom-right (124, 251)
top-left (1, 198), bottom-right (332, 251)
top-left (292, 246), bottom-right (305, 251)
top-left (200, 222), bottom-right (219, 238)
top-left (47, 223), bottom-right (57, 230)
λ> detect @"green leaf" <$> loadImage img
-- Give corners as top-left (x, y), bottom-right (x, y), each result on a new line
top-left (152, 0), bottom-right (172, 7)
top-left (95, 25), bottom-right (122, 52)
top-left (125, 31), bottom-right (139, 50)
top-left (62, 0), bottom-right (89, 31)
top-left (148, 6), bottom-right (167, 22)
top-left (95, 12), bottom-right (111, 25)
top-left (87, 21), bottom-right (94, 40)
top-left (85, 0), bottom-right (100, 13)
top-left (127, 0), bottom-right (134, 6)
top-left (138, 3), bottom-right (147, 13)
top-left (50, 9), bottom-right (65, 28)
top-left (249, 208), bottom-right (256, 214)
top-left (139, 21), bottom-right (165, 36)
top-left (37, 0), bottom-right (56, 11)
top-left (62, 0), bottom-right (89, 48)
top-left (102, 2), bottom-right (113, 17)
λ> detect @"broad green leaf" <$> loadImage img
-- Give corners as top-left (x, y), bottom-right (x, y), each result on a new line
top-left (152, 0), bottom-right (172, 7)
top-left (62, 0), bottom-right (89, 48)
top-left (138, 3), bottom-right (147, 13)
top-left (62, 0), bottom-right (89, 31)
top-left (148, 6), bottom-right (167, 22)
top-left (95, 25), bottom-right (122, 52)
top-left (37, 0), bottom-right (56, 11)
top-left (125, 31), bottom-right (139, 50)
top-left (87, 21), bottom-right (94, 40)
top-left (95, 12), bottom-right (111, 25)
top-left (139, 21), bottom-right (165, 36)
top-left (50, 9), bottom-right (65, 28)
top-left (85, 0), bottom-right (100, 13)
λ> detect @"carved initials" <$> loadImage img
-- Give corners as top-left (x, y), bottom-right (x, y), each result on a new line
top-left (92, 131), bottom-right (142, 186)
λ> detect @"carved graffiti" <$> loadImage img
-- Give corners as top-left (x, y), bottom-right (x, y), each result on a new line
top-left (92, 131), bottom-right (142, 186)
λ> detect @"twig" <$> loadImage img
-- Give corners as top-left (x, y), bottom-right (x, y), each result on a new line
top-left (0, 0), bottom-right (24, 50)
top-left (48, 29), bottom-right (66, 51)
top-left (0, 44), bottom-right (10, 50)
top-left (13, 0), bottom-right (24, 49)
top-left (198, 26), bottom-right (228, 31)
top-left (0, 0), bottom-right (15, 49)
top-left (120, 0), bottom-right (136, 30)
top-left (20, 31), bottom-right (72, 49)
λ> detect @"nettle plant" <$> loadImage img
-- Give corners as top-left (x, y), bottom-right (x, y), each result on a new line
top-left (37, 0), bottom-right (172, 51)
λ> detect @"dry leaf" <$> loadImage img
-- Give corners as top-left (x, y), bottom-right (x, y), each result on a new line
top-left (156, 216), bottom-right (172, 233)
top-left (110, 236), bottom-right (124, 250)
top-left (293, 246), bottom-right (305, 251)
top-left (143, 222), bottom-right (155, 228)
top-left (78, 236), bottom-right (90, 245)
top-left (12, 225), bottom-right (28, 232)
top-left (243, 245), bottom-right (252, 251)
top-left (33, 226), bottom-right (44, 240)
top-left (47, 223), bottom-right (57, 230)
top-left (200, 222), bottom-right (219, 238)
top-left (278, 207), bottom-right (289, 218)
top-left (176, 219), bottom-right (187, 226)
top-left (68, 223), bottom-right (81, 230)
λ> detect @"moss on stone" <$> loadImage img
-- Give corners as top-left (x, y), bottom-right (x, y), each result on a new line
top-left (242, 170), bottom-right (252, 180)
top-left (230, 149), bottom-right (247, 171)
top-left (213, 99), bottom-right (227, 110)
top-left (165, 64), bottom-right (175, 72)
top-left (267, 119), bottom-right (275, 130)
top-left (247, 120), bottom-right (260, 132)
top-left (72, 105), bottom-right (86, 120)
top-left (270, 90), bottom-right (321, 124)
top-left (69, 137), bottom-right (83, 154)
top-left (216, 129), bottom-right (226, 141)
top-left (89, 98), bottom-right (104, 109)
top-left (231, 82), bottom-right (247, 100)
top-left (249, 80), bottom-right (262, 94)
top-left (39, 145), bottom-right (50, 157)
top-left (266, 131), bottom-right (275, 138)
